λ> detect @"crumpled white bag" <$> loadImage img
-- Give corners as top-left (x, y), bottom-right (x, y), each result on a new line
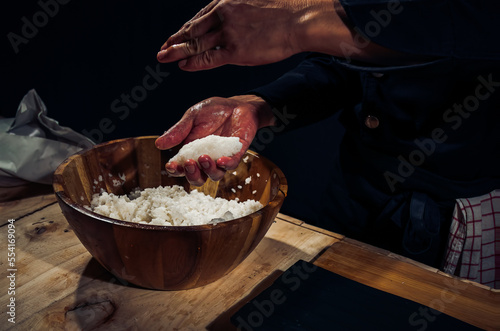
top-left (0, 89), bottom-right (94, 186)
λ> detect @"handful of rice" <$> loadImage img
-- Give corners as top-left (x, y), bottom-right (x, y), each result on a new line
top-left (168, 135), bottom-right (242, 164)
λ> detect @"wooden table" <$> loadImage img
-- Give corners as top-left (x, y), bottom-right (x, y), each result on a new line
top-left (1, 194), bottom-right (499, 330)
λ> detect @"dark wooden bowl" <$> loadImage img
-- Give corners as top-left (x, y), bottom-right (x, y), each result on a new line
top-left (53, 136), bottom-right (287, 290)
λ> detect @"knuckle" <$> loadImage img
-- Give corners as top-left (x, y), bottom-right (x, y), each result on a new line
top-left (199, 50), bottom-right (215, 66)
top-left (209, 171), bottom-right (225, 181)
top-left (191, 38), bottom-right (203, 53)
top-left (182, 22), bottom-right (193, 35)
top-left (183, 38), bottom-right (203, 56)
top-left (202, 98), bottom-right (214, 107)
top-left (207, 96), bottom-right (222, 104)
top-left (214, 7), bottom-right (225, 23)
top-left (198, 4), bottom-right (211, 17)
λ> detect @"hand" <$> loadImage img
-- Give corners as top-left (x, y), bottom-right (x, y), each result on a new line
top-left (156, 0), bottom-right (344, 71)
top-left (155, 95), bottom-right (274, 186)
top-left (157, 0), bottom-right (305, 71)
top-left (157, 0), bottom-right (418, 70)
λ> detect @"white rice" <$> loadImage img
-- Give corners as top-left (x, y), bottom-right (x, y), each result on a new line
top-left (90, 185), bottom-right (262, 226)
top-left (169, 135), bottom-right (242, 164)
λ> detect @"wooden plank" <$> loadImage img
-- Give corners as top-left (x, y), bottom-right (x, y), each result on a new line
top-left (0, 194), bottom-right (56, 224)
top-left (276, 213), bottom-right (345, 240)
top-left (275, 213), bottom-right (304, 226)
top-left (0, 202), bottom-right (338, 330)
top-left (314, 238), bottom-right (500, 331)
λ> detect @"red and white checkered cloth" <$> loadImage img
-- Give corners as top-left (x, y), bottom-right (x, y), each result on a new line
top-left (443, 189), bottom-right (500, 289)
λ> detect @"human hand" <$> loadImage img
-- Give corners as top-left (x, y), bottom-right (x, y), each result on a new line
top-left (157, 0), bottom-right (415, 70)
top-left (155, 95), bottom-right (274, 186)
top-left (156, 0), bottom-right (310, 71)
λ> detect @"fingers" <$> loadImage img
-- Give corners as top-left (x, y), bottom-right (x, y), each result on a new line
top-left (217, 155), bottom-right (241, 170)
top-left (163, 2), bottom-right (219, 49)
top-left (165, 159), bottom-right (207, 186)
top-left (165, 161), bottom-right (184, 176)
top-left (155, 116), bottom-right (194, 150)
top-left (198, 154), bottom-right (226, 181)
top-left (158, 5), bottom-right (223, 64)
top-left (157, 31), bottom-right (223, 65)
top-left (165, 155), bottom-right (227, 186)
top-left (165, 10), bottom-right (221, 49)
top-left (183, 159), bottom-right (207, 186)
top-left (157, 4), bottom-right (228, 70)
top-left (217, 137), bottom-right (250, 170)
top-left (176, 48), bottom-right (228, 71)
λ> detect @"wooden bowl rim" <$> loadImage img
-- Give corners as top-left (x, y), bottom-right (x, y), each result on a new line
top-left (53, 136), bottom-right (287, 232)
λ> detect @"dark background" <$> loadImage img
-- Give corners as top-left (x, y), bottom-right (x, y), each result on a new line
top-left (1, 0), bottom-right (339, 224)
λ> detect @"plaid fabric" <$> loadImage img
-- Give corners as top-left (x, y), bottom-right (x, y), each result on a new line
top-left (443, 190), bottom-right (500, 289)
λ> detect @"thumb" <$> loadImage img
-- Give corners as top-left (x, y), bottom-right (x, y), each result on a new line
top-left (179, 49), bottom-right (228, 71)
top-left (155, 117), bottom-right (193, 150)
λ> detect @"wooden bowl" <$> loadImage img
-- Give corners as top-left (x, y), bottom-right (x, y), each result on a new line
top-left (53, 136), bottom-right (287, 290)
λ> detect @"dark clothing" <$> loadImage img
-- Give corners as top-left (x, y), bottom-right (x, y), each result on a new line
top-left (250, 1), bottom-right (500, 267)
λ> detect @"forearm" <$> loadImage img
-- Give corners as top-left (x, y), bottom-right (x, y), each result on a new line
top-left (290, 0), bottom-right (426, 65)
top-left (290, 0), bottom-right (350, 55)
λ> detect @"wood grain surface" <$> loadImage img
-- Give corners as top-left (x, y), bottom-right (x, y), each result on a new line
top-left (1, 194), bottom-right (498, 330)
top-left (314, 238), bottom-right (500, 330)
top-left (0, 194), bottom-right (338, 330)
top-left (0, 193), bottom-right (56, 223)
